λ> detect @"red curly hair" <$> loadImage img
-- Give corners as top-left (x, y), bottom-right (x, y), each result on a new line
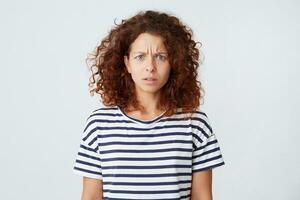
top-left (86, 10), bottom-right (205, 118)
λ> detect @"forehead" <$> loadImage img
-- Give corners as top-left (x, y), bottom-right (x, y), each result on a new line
top-left (129, 33), bottom-right (167, 52)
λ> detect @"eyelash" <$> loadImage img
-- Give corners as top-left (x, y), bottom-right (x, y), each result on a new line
top-left (135, 55), bottom-right (167, 61)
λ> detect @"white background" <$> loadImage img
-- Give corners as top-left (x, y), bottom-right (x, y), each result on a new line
top-left (0, 0), bottom-right (299, 199)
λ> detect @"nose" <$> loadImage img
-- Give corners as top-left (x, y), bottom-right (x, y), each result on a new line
top-left (146, 57), bottom-right (156, 72)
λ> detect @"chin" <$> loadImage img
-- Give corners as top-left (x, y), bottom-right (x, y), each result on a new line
top-left (143, 88), bottom-right (161, 93)
top-left (138, 86), bottom-right (162, 93)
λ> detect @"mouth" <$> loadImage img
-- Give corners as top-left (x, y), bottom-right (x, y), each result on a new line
top-left (142, 77), bottom-right (157, 84)
top-left (143, 78), bottom-right (157, 81)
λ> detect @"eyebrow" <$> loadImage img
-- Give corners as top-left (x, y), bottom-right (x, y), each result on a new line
top-left (132, 51), bottom-right (168, 55)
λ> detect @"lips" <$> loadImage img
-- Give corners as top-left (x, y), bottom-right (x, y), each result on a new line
top-left (143, 77), bottom-right (157, 85)
top-left (143, 77), bottom-right (157, 81)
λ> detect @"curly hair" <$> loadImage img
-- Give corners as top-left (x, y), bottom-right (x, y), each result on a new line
top-left (86, 10), bottom-right (205, 118)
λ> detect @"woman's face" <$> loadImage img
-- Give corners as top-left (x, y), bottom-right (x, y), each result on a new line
top-left (124, 32), bottom-right (171, 97)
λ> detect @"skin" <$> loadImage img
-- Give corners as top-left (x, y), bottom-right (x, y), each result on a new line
top-left (124, 32), bottom-right (171, 118)
top-left (81, 177), bottom-right (103, 200)
top-left (81, 32), bottom-right (213, 200)
top-left (191, 169), bottom-right (213, 200)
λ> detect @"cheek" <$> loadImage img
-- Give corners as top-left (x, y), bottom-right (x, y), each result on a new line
top-left (161, 66), bottom-right (171, 78)
top-left (130, 67), bottom-right (142, 82)
top-left (131, 67), bottom-right (142, 76)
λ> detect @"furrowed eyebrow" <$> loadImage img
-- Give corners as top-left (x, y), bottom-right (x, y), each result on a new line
top-left (132, 51), bottom-right (168, 55)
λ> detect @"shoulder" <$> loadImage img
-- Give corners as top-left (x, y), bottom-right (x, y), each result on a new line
top-left (190, 107), bottom-right (212, 133)
top-left (177, 107), bottom-right (210, 126)
top-left (189, 107), bottom-right (214, 146)
top-left (87, 105), bottom-right (119, 120)
top-left (83, 105), bottom-right (118, 132)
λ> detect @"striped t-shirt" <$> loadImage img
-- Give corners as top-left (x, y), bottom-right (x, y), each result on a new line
top-left (73, 106), bottom-right (225, 200)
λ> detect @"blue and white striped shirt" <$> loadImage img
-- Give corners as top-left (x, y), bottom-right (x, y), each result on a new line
top-left (73, 106), bottom-right (225, 200)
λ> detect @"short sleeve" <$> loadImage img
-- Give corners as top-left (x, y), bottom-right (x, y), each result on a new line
top-left (192, 111), bottom-right (225, 173)
top-left (72, 110), bottom-right (102, 180)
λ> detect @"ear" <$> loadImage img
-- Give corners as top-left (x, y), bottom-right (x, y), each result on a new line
top-left (124, 55), bottom-right (131, 74)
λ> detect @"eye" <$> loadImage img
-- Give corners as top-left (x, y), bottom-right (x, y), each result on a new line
top-left (135, 55), bottom-right (144, 60)
top-left (156, 54), bottom-right (167, 61)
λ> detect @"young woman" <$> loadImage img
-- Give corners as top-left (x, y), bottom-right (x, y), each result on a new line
top-left (73, 10), bottom-right (225, 200)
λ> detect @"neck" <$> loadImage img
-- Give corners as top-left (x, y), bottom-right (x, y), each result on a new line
top-left (133, 89), bottom-right (164, 115)
top-left (139, 95), bottom-right (160, 113)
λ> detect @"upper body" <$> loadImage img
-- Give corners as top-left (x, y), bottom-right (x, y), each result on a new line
top-left (74, 105), bottom-right (224, 199)
top-left (73, 10), bottom-right (225, 200)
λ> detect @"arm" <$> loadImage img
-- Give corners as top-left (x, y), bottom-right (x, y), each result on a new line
top-left (190, 169), bottom-right (213, 200)
top-left (81, 177), bottom-right (104, 200)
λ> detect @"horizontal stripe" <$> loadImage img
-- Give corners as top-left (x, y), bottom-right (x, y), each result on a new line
top-left (102, 172), bottom-right (192, 178)
top-left (192, 147), bottom-right (221, 159)
top-left (103, 180), bottom-right (191, 186)
top-left (96, 124), bottom-right (202, 131)
top-left (101, 147), bottom-right (192, 154)
top-left (192, 155), bottom-right (223, 166)
top-left (194, 139), bottom-right (218, 151)
top-left (102, 164), bottom-right (191, 170)
top-left (100, 131), bottom-right (192, 138)
top-left (80, 144), bottom-right (97, 153)
top-left (75, 159), bottom-right (101, 168)
top-left (83, 124), bottom-right (203, 142)
top-left (103, 186), bottom-right (191, 194)
top-left (100, 140), bottom-right (192, 147)
top-left (103, 194), bottom-right (190, 200)
top-left (77, 152), bottom-right (101, 162)
top-left (102, 156), bottom-right (192, 162)
top-left (73, 106), bottom-right (225, 199)
top-left (84, 116), bottom-right (210, 130)
top-left (73, 166), bottom-right (102, 176)
top-left (192, 161), bottom-right (225, 173)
